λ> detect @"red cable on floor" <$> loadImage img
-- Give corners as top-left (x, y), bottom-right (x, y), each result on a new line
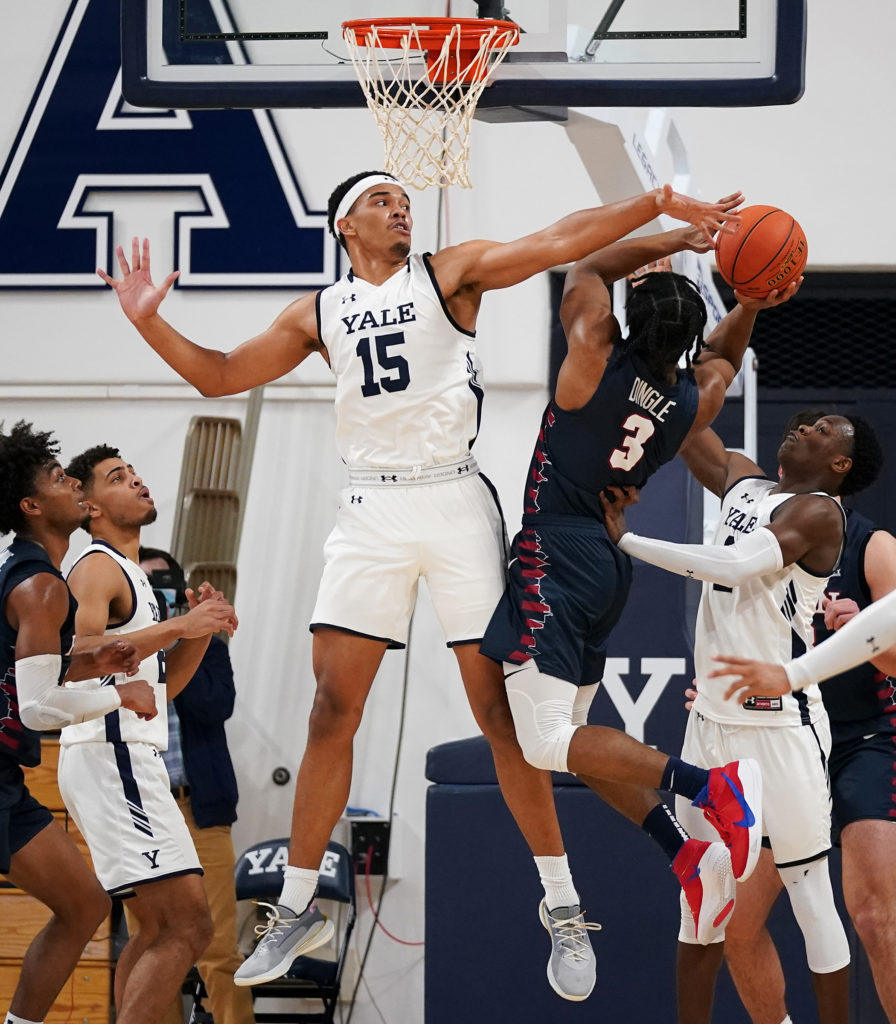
top-left (364, 844), bottom-right (424, 946)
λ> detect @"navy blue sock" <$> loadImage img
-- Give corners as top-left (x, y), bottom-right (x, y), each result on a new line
top-left (659, 756), bottom-right (710, 800)
top-left (642, 803), bottom-right (688, 863)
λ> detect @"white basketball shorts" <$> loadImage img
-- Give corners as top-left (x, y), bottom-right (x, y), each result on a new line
top-left (311, 472), bottom-right (507, 648)
top-left (675, 710), bottom-right (833, 866)
top-left (58, 741), bottom-right (201, 894)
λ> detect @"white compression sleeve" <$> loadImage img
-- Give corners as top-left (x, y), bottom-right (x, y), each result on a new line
top-left (16, 654), bottom-right (122, 730)
top-left (786, 588), bottom-right (896, 691)
top-left (618, 526), bottom-right (783, 587)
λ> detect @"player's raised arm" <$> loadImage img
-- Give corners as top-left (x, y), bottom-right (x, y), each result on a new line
top-left (689, 281), bottom-right (803, 437)
top-left (98, 237), bottom-right (322, 397)
top-left (430, 186), bottom-right (742, 297)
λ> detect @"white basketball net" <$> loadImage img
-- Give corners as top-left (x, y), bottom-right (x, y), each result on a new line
top-left (343, 21), bottom-right (518, 190)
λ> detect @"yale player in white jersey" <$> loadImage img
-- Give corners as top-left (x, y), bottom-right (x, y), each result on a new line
top-left (601, 412), bottom-right (884, 1024)
top-left (98, 169), bottom-right (742, 994)
top-left (60, 444), bottom-right (238, 1024)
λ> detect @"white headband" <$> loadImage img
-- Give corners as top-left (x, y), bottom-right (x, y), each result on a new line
top-left (333, 174), bottom-right (404, 237)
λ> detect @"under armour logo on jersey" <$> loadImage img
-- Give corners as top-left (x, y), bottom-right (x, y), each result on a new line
top-left (740, 492), bottom-right (755, 503)
top-left (457, 465), bottom-right (470, 475)
top-left (342, 293), bottom-right (357, 303)
top-left (351, 495), bottom-right (363, 503)
top-left (141, 849), bottom-right (161, 869)
top-left (381, 474), bottom-right (398, 482)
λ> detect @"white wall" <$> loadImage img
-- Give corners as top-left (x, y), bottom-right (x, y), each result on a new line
top-left (1, 2), bottom-right (894, 1021)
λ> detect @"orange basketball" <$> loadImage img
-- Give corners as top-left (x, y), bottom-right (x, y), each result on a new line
top-left (715, 205), bottom-right (807, 298)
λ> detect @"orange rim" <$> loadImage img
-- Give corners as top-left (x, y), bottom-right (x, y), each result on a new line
top-left (342, 17), bottom-right (519, 49)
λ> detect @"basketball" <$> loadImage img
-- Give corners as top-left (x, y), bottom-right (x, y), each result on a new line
top-left (715, 205), bottom-right (807, 298)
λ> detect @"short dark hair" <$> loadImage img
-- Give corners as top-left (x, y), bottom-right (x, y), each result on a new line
top-left (65, 444), bottom-right (120, 532)
top-left (327, 170), bottom-right (394, 252)
top-left (780, 408), bottom-right (883, 497)
top-left (840, 414), bottom-right (883, 496)
top-left (137, 546), bottom-right (184, 576)
top-left (0, 420), bottom-right (62, 535)
top-left (625, 272), bottom-right (707, 380)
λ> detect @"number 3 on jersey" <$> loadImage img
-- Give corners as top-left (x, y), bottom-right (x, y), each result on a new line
top-left (609, 413), bottom-right (655, 470)
top-left (356, 332), bottom-right (411, 397)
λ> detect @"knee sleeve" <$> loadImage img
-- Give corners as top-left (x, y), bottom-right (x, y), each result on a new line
top-left (571, 682), bottom-right (599, 727)
top-left (779, 858), bottom-right (850, 973)
top-left (504, 659), bottom-right (579, 774)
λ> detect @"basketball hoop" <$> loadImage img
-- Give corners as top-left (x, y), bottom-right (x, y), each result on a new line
top-left (343, 17), bottom-right (520, 190)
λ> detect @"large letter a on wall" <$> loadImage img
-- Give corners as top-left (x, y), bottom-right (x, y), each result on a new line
top-left (0, 0), bottom-right (336, 289)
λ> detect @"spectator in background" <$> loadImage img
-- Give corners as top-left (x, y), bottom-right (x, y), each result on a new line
top-left (139, 547), bottom-right (254, 1024)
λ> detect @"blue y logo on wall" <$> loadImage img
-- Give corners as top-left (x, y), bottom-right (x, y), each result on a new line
top-left (0, 0), bottom-right (336, 288)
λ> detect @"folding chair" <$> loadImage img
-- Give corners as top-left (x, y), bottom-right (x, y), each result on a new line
top-left (234, 838), bottom-right (357, 1024)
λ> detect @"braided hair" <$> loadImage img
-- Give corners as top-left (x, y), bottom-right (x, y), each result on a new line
top-left (625, 272), bottom-right (707, 381)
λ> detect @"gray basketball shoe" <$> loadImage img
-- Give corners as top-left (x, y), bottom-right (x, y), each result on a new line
top-left (539, 900), bottom-right (601, 1001)
top-left (234, 900), bottom-right (335, 986)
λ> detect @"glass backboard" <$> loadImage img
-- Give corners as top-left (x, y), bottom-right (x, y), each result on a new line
top-left (122, 0), bottom-right (806, 110)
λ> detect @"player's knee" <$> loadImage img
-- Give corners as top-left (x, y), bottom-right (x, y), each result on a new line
top-left (847, 890), bottom-right (890, 951)
top-left (307, 680), bottom-right (365, 741)
top-left (506, 689), bottom-right (576, 773)
top-left (780, 859), bottom-right (850, 973)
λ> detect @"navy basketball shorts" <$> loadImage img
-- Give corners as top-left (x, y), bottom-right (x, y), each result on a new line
top-left (828, 722), bottom-right (896, 832)
top-left (481, 514), bottom-right (632, 687)
top-left (0, 760), bottom-right (54, 874)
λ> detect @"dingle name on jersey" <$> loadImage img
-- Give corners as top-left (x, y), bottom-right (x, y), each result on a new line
top-left (341, 303), bottom-right (416, 334)
top-left (628, 377), bottom-right (677, 422)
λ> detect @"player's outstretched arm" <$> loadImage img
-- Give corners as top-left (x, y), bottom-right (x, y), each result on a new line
top-left (432, 187), bottom-right (742, 296)
top-left (98, 237), bottom-right (322, 397)
top-left (718, 588), bottom-right (896, 700)
top-left (690, 278), bottom-right (803, 435)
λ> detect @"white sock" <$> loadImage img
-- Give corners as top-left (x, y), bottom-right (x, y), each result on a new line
top-left (278, 866), bottom-right (319, 916)
top-left (534, 853), bottom-right (579, 911)
top-left (6, 1014), bottom-right (44, 1024)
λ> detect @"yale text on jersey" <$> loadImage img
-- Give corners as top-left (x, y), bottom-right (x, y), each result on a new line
top-left (341, 303), bottom-right (416, 334)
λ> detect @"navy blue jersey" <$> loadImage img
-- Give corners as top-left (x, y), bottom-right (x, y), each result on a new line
top-left (523, 344), bottom-right (700, 520)
top-left (817, 509), bottom-right (895, 727)
top-left (0, 539), bottom-right (75, 767)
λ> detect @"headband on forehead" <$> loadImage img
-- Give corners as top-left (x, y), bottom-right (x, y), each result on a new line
top-left (333, 174), bottom-right (404, 236)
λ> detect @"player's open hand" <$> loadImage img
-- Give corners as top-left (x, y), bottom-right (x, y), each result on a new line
top-left (656, 186), bottom-right (743, 244)
top-left (823, 595), bottom-right (861, 631)
top-left (96, 237), bottom-right (179, 323)
top-left (709, 654), bottom-right (791, 703)
top-left (734, 276), bottom-right (803, 310)
top-left (116, 678), bottom-right (158, 720)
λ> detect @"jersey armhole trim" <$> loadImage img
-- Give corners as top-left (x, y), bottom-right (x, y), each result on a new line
top-left (721, 474), bottom-right (774, 501)
top-left (421, 253), bottom-right (476, 340)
